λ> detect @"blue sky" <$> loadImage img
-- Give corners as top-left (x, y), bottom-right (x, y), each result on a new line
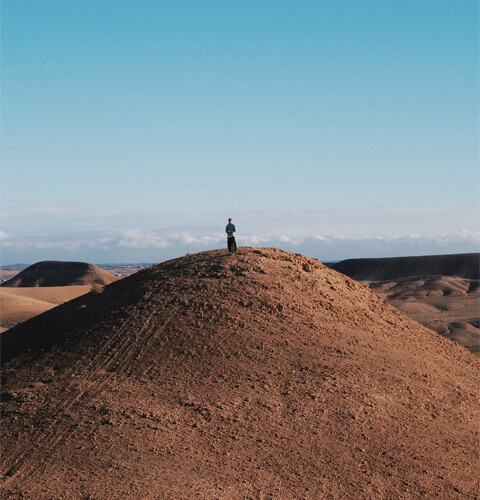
top-left (1, 0), bottom-right (478, 264)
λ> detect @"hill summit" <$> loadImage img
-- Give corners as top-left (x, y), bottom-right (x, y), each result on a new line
top-left (1, 260), bottom-right (119, 287)
top-left (1, 248), bottom-right (478, 498)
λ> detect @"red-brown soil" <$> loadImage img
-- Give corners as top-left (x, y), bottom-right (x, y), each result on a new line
top-left (1, 248), bottom-right (479, 498)
top-left (1, 261), bottom-right (119, 288)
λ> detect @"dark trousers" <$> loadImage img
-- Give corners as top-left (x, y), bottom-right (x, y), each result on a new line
top-left (227, 237), bottom-right (236, 253)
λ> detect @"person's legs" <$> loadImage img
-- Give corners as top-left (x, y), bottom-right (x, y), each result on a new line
top-left (227, 237), bottom-right (237, 253)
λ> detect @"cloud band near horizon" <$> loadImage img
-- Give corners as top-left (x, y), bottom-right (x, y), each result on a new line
top-left (1, 204), bottom-right (478, 264)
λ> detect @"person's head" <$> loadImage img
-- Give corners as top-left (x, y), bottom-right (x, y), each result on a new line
top-left (228, 218), bottom-right (232, 223)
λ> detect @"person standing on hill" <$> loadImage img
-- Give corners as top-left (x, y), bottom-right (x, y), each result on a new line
top-left (225, 218), bottom-right (237, 254)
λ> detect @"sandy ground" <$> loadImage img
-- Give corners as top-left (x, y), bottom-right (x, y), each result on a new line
top-left (0, 286), bottom-right (91, 332)
top-left (1, 248), bottom-right (478, 499)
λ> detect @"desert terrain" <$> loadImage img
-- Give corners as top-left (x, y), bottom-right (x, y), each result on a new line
top-left (0, 264), bottom-right (145, 284)
top-left (329, 253), bottom-right (479, 281)
top-left (1, 261), bottom-right (120, 287)
top-left (329, 254), bottom-right (479, 355)
top-left (369, 276), bottom-right (479, 355)
top-left (0, 261), bottom-right (119, 332)
top-left (0, 286), bottom-right (91, 333)
top-left (1, 248), bottom-right (478, 498)
top-left (2, 254), bottom-right (478, 352)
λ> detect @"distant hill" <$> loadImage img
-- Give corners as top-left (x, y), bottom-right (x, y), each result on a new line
top-left (328, 253), bottom-right (479, 281)
top-left (1, 248), bottom-right (478, 498)
top-left (1, 261), bottom-right (120, 287)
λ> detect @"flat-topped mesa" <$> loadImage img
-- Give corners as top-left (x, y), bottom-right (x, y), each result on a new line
top-left (1, 247), bottom-right (479, 498)
top-left (328, 253), bottom-right (480, 281)
top-left (1, 260), bottom-right (120, 287)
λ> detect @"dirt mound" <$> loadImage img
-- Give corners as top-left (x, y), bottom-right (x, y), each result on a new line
top-left (1, 248), bottom-right (478, 498)
top-left (1, 261), bottom-right (119, 287)
top-left (329, 253), bottom-right (479, 281)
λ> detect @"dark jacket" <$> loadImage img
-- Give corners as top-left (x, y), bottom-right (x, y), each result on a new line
top-left (225, 223), bottom-right (236, 237)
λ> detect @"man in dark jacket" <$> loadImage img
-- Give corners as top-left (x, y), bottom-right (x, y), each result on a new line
top-left (225, 218), bottom-right (237, 254)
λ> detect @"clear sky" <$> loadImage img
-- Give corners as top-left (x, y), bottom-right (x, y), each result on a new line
top-left (1, 0), bottom-right (479, 264)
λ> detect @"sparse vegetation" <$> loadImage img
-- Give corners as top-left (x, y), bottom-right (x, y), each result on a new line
top-left (90, 283), bottom-right (105, 295)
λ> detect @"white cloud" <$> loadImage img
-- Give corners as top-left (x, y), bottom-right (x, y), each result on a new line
top-left (117, 230), bottom-right (170, 249)
top-left (240, 235), bottom-right (269, 246)
top-left (1, 229), bottom-right (478, 265)
top-left (1, 204), bottom-right (478, 264)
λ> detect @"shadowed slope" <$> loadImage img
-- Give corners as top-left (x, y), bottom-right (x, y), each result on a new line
top-left (1, 248), bottom-right (478, 498)
top-left (329, 253), bottom-right (479, 281)
top-left (0, 286), bottom-right (91, 333)
top-left (1, 261), bottom-right (119, 287)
